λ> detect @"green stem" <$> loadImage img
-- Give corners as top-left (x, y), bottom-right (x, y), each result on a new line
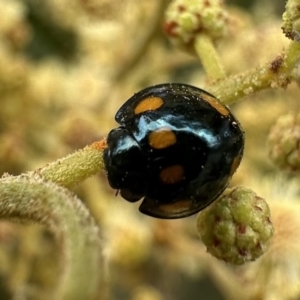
top-left (0, 174), bottom-right (103, 300)
top-left (36, 140), bottom-right (106, 188)
top-left (194, 34), bottom-right (226, 80)
top-left (209, 41), bottom-right (300, 105)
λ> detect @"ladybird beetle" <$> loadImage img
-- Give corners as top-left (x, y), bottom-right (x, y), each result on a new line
top-left (103, 83), bottom-right (244, 219)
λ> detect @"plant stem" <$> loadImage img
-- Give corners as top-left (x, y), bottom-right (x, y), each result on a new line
top-left (37, 140), bottom-right (106, 188)
top-left (209, 41), bottom-right (300, 105)
top-left (0, 174), bottom-right (103, 300)
top-left (194, 34), bottom-right (226, 81)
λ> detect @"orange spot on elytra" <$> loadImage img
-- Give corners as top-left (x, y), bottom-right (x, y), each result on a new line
top-left (158, 200), bottom-right (192, 214)
top-left (159, 164), bottom-right (185, 184)
top-left (148, 127), bottom-right (176, 149)
top-left (229, 154), bottom-right (242, 176)
top-left (134, 97), bottom-right (163, 114)
top-left (201, 93), bottom-right (230, 116)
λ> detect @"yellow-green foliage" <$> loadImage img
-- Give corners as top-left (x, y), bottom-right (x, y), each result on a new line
top-left (1, 0), bottom-right (300, 299)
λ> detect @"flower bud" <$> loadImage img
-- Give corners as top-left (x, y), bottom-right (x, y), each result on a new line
top-left (268, 113), bottom-right (300, 172)
top-left (163, 0), bottom-right (229, 53)
top-left (197, 187), bottom-right (273, 265)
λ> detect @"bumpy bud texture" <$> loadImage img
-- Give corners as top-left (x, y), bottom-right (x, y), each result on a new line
top-left (268, 113), bottom-right (300, 172)
top-left (282, 0), bottom-right (300, 41)
top-left (197, 187), bottom-right (274, 265)
top-left (164, 0), bottom-right (229, 52)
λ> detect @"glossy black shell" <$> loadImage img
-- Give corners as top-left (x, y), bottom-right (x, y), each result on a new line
top-left (103, 83), bottom-right (244, 219)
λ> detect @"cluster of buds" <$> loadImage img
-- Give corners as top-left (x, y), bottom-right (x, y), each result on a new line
top-left (197, 187), bottom-right (274, 265)
top-left (268, 113), bottom-right (300, 173)
top-left (163, 0), bottom-right (229, 53)
top-left (282, 0), bottom-right (300, 41)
